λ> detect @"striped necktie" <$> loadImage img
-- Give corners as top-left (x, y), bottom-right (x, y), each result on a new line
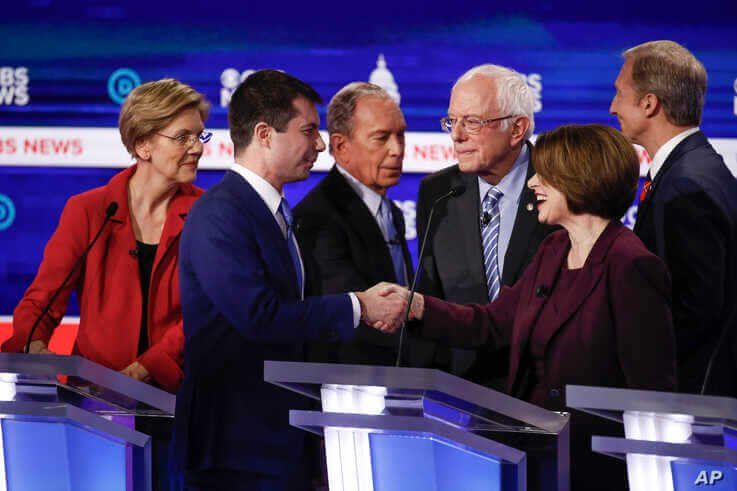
top-left (481, 187), bottom-right (504, 301)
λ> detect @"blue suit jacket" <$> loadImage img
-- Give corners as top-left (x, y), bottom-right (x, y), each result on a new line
top-left (175, 170), bottom-right (354, 475)
top-left (635, 131), bottom-right (737, 396)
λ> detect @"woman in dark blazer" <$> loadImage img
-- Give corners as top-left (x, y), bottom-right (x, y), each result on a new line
top-left (390, 124), bottom-right (677, 491)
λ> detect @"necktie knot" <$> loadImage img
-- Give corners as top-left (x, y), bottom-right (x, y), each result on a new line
top-left (482, 187), bottom-right (503, 213)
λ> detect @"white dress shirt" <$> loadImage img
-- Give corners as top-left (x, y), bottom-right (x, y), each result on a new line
top-left (230, 164), bottom-right (361, 327)
top-left (335, 164), bottom-right (388, 234)
top-left (477, 144), bottom-right (530, 277)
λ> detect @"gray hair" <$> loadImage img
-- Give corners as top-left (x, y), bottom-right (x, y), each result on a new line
top-left (327, 82), bottom-right (394, 152)
top-left (623, 40), bottom-right (706, 127)
top-left (455, 64), bottom-right (535, 140)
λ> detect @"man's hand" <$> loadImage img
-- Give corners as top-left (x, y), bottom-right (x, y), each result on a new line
top-left (120, 361), bottom-right (151, 383)
top-left (28, 340), bottom-right (53, 355)
top-left (355, 282), bottom-right (407, 333)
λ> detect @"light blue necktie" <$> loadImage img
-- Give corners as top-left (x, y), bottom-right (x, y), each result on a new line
top-left (278, 198), bottom-right (304, 299)
top-left (481, 188), bottom-right (503, 301)
top-left (380, 197), bottom-right (407, 286)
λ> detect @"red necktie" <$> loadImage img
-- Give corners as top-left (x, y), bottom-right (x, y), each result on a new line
top-left (639, 173), bottom-right (652, 203)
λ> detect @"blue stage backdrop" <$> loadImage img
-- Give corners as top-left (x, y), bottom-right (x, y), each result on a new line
top-left (1, 1), bottom-right (736, 316)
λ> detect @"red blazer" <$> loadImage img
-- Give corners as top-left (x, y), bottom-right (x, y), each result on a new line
top-left (3, 165), bottom-right (203, 392)
top-left (422, 221), bottom-right (677, 410)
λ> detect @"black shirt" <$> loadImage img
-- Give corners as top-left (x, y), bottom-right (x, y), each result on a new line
top-left (136, 241), bottom-right (158, 356)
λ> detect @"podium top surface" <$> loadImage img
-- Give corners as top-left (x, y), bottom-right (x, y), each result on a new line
top-left (0, 353), bottom-right (175, 415)
top-left (264, 361), bottom-right (569, 434)
top-left (566, 385), bottom-right (737, 427)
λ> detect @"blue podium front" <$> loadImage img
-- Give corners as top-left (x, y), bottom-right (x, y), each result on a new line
top-left (567, 385), bottom-right (737, 491)
top-left (0, 354), bottom-right (175, 491)
top-left (265, 361), bottom-right (570, 491)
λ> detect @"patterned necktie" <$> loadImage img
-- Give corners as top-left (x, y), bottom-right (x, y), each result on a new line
top-left (380, 197), bottom-right (407, 286)
top-left (481, 187), bottom-right (504, 301)
top-left (278, 198), bottom-right (304, 299)
top-left (639, 172), bottom-right (653, 203)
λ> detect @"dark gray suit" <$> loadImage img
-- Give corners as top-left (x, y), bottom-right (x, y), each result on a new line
top-left (294, 165), bottom-right (413, 365)
top-left (414, 143), bottom-right (556, 386)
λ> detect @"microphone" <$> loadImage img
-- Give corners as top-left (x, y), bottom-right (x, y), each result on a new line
top-left (536, 285), bottom-right (551, 298)
top-left (700, 320), bottom-right (732, 395)
top-left (481, 212), bottom-right (491, 226)
top-left (24, 202), bottom-right (118, 353)
top-left (395, 185), bottom-right (466, 367)
top-left (129, 247), bottom-right (139, 258)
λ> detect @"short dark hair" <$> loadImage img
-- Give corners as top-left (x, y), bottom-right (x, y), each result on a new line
top-left (534, 124), bottom-right (639, 220)
top-left (228, 69), bottom-right (322, 153)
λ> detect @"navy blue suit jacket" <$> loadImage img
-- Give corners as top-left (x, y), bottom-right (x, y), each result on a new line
top-left (635, 131), bottom-right (737, 396)
top-left (175, 170), bottom-right (354, 476)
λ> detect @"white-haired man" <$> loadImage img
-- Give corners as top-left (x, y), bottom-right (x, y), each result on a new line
top-left (413, 64), bottom-right (555, 387)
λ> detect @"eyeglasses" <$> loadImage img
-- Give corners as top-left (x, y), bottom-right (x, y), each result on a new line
top-left (156, 130), bottom-right (213, 147)
top-left (439, 115), bottom-right (515, 134)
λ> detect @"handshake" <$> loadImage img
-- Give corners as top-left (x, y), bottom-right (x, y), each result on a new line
top-left (354, 282), bottom-right (425, 333)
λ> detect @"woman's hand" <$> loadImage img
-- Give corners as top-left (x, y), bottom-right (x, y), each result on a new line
top-left (120, 361), bottom-right (151, 383)
top-left (28, 340), bottom-right (53, 355)
top-left (363, 283), bottom-right (426, 333)
top-left (408, 292), bottom-right (425, 321)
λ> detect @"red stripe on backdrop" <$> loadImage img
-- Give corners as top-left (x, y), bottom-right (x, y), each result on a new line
top-left (0, 319), bottom-right (79, 354)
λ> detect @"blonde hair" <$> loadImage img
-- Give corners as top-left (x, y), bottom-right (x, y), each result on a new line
top-left (119, 78), bottom-right (210, 157)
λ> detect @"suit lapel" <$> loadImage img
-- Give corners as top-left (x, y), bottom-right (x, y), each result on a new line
top-left (153, 186), bottom-right (199, 273)
top-left (503, 142), bottom-right (540, 285)
top-left (324, 167), bottom-right (397, 282)
top-left (508, 222), bottom-right (622, 390)
top-left (227, 171), bottom-right (301, 300)
top-left (635, 131), bottom-right (707, 234)
top-left (450, 172), bottom-right (488, 299)
top-left (545, 223), bottom-right (623, 337)
top-left (507, 235), bottom-right (567, 386)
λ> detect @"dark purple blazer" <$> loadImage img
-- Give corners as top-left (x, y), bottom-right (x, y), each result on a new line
top-left (421, 220), bottom-right (677, 410)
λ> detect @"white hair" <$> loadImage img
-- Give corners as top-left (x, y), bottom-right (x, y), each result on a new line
top-left (455, 64), bottom-right (535, 140)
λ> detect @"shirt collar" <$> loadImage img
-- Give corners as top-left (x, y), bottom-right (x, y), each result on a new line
top-left (649, 127), bottom-right (700, 179)
top-left (230, 163), bottom-right (283, 216)
top-left (478, 144), bottom-right (529, 201)
top-left (335, 163), bottom-right (384, 217)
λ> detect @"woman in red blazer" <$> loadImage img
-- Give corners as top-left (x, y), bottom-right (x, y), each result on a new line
top-left (3, 78), bottom-right (210, 394)
top-left (394, 124), bottom-right (677, 491)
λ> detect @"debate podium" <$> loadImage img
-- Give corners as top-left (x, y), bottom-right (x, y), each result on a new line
top-left (265, 361), bottom-right (570, 491)
top-left (0, 353), bottom-right (175, 491)
top-left (567, 385), bottom-right (737, 491)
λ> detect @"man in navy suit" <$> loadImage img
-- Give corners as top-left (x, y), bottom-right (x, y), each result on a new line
top-left (175, 70), bottom-right (406, 490)
top-left (611, 40), bottom-right (737, 396)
